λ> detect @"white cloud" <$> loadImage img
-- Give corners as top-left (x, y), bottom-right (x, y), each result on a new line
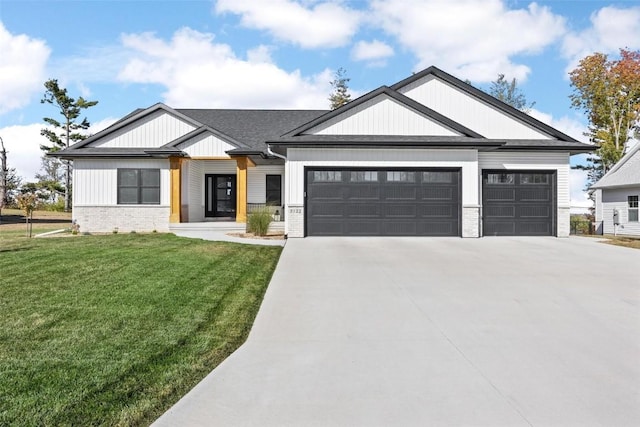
top-left (528, 109), bottom-right (588, 143)
top-left (569, 165), bottom-right (592, 214)
top-left (370, 0), bottom-right (566, 82)
top-left (0, 22), bottom-right (50, 114)
top-left (215, 0), bottom-right (361, 49)
top-left (562, 6), bottom-right (640, 73)
top-left (0, 123), bottom-right (47, 181)
top-left (0, 118), bottom-right (117, 182)
top-left (351, 40), bottom-right (394, 66)
top-left (117, 27), bottom-right (333, 109)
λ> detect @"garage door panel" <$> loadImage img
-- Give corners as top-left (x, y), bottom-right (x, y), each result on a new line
top-left (346, 185), bottom-right (380, 200)
top-left (482, 170), bottom-right (555, 236)
top-left (484, 188), bottom-right (516, 202)
top-left (345, 204), bottom-right (382, 218)
top-left (418, 221), bottom-right (456, 235)
top-left (386, 204), bottom-right (417, 218)
top-left (517, 188), bottom-right (550, 202)
top-left (308, 185), bottom-right (343, 200)
top-left (517, 205), bottom-right (551, 218)
top-left (419, 204), bottom-right (455, 218)
top-left (517, 222), bottom-right (552, 235)
top-left (484, 205), bottom-right (516, 218)
top-left (306, 168), bottom-right (461, 236)
top-left (420, 187), bottom-right (454, 201)
top-left (383, 186), bottom-right (417, 200)
top-left (308, 203), bottom-right (345, 217)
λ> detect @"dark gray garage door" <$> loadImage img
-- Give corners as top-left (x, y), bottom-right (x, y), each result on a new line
top-left (306, 168), bottom-right (461, 236)
top-left (482, 170), bottom-right (555, 236)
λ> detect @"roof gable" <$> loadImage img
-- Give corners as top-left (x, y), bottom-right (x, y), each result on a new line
top-left (286, 86), bottom-right (482, 138)
top-left (393, 66), bottom-right (579, 142)
top-left (74, 103), bottom-right (201, 149)
top-left (592, 143), bottom-right (640, 189)
top-left (165, 126), bottom-right (241, 157)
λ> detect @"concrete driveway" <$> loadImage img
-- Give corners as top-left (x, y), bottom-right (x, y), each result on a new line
top-left (154, 237), bottom-right (640, 427)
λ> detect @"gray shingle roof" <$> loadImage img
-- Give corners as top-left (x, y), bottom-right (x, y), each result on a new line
top-left (177, 109), bottom-right (327, 150)
top-left (591, 143), bottom-right (640, 189)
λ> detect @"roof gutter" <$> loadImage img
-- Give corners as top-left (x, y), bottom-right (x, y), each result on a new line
top-left (267, 144), bottom-right (287, 161)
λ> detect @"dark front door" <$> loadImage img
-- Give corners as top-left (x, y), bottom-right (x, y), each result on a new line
top-left (205, 174), bottom-right (236, 218)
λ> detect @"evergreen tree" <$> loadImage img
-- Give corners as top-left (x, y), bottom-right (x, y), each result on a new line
top-left (329, 68), bottom-right (352, 109)
top-left (489, 74), bottom-right (535, 112)
top-left (40, 79), bottom-right (98, 211)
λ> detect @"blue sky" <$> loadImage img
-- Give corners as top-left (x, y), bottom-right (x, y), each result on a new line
top-left (1, 0), bottom-right (640, 211)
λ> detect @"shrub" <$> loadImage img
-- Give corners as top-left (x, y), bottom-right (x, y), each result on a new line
top-left (247, 207), bottom-right (272, 236)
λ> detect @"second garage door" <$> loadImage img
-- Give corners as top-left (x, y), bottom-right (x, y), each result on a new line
top-left (306, 168), bottom-right (461, 236)
top-left (482, 170), bottom-right (556, 236)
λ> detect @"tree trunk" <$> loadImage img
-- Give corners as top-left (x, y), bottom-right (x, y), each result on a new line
top-left (65, 159), bottom-right (70, 212)
top-left (0, 136), bottom-right (7, 214)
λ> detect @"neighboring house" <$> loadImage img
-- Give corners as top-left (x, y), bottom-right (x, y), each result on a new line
top-left (54, 66), bottom-right (593, 237)
top-left (591, 143), bottom-right (640, 236)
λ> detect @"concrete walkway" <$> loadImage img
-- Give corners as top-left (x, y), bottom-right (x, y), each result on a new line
top-left (154, 237), bottom-right (640, 427)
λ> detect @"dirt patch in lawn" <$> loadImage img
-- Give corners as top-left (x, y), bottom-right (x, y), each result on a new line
top-left (227, 232), bottom-right (285, 240)
top-left (600, 235), bottom-right (640, 250)
top-left (0, 209), bottom-right (72, 232)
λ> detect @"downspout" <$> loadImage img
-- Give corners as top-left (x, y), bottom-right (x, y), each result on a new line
top-left (267, 144), bottom-right (287, 161)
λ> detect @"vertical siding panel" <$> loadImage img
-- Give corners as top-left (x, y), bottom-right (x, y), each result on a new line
top-left (247, 165), bottom-right (285, 204)
top-left (73, 159), bottom-right (169, 206)
top-left (399, 77), bottom-right (552, 139)
top-left (88, 110), bottom-right (195, 148)
top-left (307, 96), bottom-right (459, 136)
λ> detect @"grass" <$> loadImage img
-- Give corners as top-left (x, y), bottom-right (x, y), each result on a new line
top-left (0, 231), bottom-right (282, 426)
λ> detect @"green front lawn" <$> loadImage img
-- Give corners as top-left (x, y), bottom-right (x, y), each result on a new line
top-left (0, 233), bottom-right (282, 426)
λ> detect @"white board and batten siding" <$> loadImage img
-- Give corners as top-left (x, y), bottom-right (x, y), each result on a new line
top-left (176, 133), bottom-right (236, 157)
top-left (87, 110), bottom-right (195, 148)
top-left (286, 148), bottom-right (479, 206)
top-left (305, 94), bottom-right (460, 136)
top-left (599, 187), bottom-right (640, 235)
top-left (73, 158), bottom-right (170, 206)
top-left (398, 76), bottom-right (552, 140)
top-left (248, 165), bottom-right (285, 204)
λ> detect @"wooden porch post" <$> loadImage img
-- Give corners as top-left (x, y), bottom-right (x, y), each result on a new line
top-left (169, 157), bottom-right (182, 223)
top-left (235, 157), bottom-right (248, 223)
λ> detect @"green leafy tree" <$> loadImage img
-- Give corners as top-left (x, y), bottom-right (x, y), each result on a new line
top-left (489, 74), bottom-right (535, 112)
top-left (329, 67), bottom-right (352, 109)
top-left (40, 79), bottom-right (98, 211)
top-left (569, 49), bottom-right (640, 187)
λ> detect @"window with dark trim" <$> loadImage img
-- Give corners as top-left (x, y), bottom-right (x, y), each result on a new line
top-left (117, 169), bottom-right (160, 205)
top-left (486, 173), bottom-right (514, 184)
top-left (313, 171), bottom-right (342, 182)
top-left (350, 171), bottom-right (378, 182)
top-left (266, 174), bottom-right (282, 206)
top-left (629, 195), bottom-right (639, 222)
top-left (387, 171), bottom-right (415, 182)
top-left (520, 173), bottom-right (549, 184)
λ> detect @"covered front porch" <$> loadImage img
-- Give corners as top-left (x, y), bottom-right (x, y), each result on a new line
top-left (168, 155), bottom-right (285, 227)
